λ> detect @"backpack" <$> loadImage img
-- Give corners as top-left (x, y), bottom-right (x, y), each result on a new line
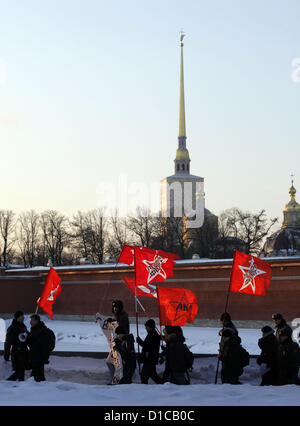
top-left (240, 346), bottom-right (250, 367)
top-left (183, 344), bottom-right (194, 370)
top-left (46, 328), bottom-right (56, 353)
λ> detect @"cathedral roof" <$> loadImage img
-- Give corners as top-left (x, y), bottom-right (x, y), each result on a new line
top-left (262, 227), bottom-right (300, 256)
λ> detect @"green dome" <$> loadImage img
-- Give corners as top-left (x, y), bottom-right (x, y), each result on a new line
top-left (175, 148), bottom-right (190, 161)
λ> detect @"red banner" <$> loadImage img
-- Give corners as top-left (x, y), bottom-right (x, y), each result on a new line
top-left (230, 251), bottom-right (272, 296)
top-left (37, 267), bottom-right (62, 319)
top-left (157, 286), bottom-right (198, 326)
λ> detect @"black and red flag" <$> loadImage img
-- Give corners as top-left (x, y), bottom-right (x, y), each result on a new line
top-left (157, 286), bottom-right (198, 326)
top-left (230, 250), bottom-right (272, 297)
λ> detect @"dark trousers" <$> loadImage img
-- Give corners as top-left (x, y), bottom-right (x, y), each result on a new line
top-left (7, 369), bottom-right (25, 381)
top-left (221, 368), bottom-right (242, 384)
top-left (170, 372), bottom-right (187, 385)
top-left (260, 368), bottom-right (278, 386)
top-left (31, 364), bottom-right (45, 382)
top-left (141, 362), bottom-right (163, 384)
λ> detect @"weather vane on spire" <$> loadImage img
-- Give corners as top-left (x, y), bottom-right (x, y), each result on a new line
top-left (179, 29), bottom-right (185, 45)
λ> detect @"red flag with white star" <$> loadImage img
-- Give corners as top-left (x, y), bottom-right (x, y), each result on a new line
top-left (135, 248), bottom-right (179, 286)
top-left (230, 251), bottom-right (272, 296)
top-left (122, 277), bottom-right (157, 298)
top-left (37, 267), bottom-right (62, 319)
top-left (157, 286), bottom-right (198, 326)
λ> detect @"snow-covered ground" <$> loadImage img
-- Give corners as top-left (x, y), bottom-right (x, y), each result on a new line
top-left (0, 356), bottom-right (299, 406)
top-left (0, 317), bottom-right (265, 355)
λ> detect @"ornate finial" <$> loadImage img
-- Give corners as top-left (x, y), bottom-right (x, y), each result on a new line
top-left (290, 173), bottom-right (295, 186)
top-left (179, 29), bottom-right (185, 46)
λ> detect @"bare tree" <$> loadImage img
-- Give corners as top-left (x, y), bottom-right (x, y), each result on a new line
top-left (127, 207), bottom-right (159, 248)
top-left (40, 210), bottom-right (70, 265)
top-left (17, 210), bottom-right (40, 267)
top-left (217, 208), bottom-right (278, 255)
top-left (0, 210), bottom-right (15, 266)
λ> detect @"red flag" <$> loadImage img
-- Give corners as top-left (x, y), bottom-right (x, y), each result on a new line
top-left (230, 251), bottom-right (272, 296)
top-left (37, 267), bottom-right (62, 319)
top-left (135, 248), bottom-right (179, 285)
top-left (157, 286), bottom-right (198, 326)
top-left (122, 277), bottom-right (157, 298)
top-left (118, 245), bottom-right (136, 266)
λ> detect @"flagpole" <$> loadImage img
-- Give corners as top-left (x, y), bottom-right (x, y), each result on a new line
top-left (134, 249), bottom-right (141, 376)
top-left (214, 250), bottom-right (236, 384)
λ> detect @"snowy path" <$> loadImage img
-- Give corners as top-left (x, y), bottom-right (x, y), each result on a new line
top-left (0, 356), bottom-right (299, 405)
top-left (0, 317), bottom-right (265, 355)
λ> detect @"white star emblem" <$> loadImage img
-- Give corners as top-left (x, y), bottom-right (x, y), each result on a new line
top-left (142, 253), bottom-right (168, 284)
top-left (47, 284), bottom-right (60, 301)
top-left (238, 257), bottom-right (266, 293)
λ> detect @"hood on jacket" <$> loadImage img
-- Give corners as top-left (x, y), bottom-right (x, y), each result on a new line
top-left (112, 300), bottom-right (124, 314)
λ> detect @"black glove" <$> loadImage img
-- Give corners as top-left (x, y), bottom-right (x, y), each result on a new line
top-left (136, 336), bottom-right (143, 345)
top-left (114, 338), bottom-right (121, 346)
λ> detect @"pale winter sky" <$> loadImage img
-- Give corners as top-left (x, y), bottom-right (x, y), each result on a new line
top-left (0, 0), bottom-right (300, 224)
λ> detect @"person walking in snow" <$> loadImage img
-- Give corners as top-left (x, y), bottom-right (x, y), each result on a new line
top-left (113, 326), bottom-right (136, 384)
top-left (218, 329), bottom-right (247, 384)
top-left (27, 314), bottom-right (50, 382)
top-left (256, 326), bottom-right (279, 386)
top-left (136, 319), bottom-right (163, 384)
top-left (164, 326), bottom-right (192, 385)
top-left (4, 311), bottom-right (29, 381)
top-left (277, 326), bottom-right (300, 385)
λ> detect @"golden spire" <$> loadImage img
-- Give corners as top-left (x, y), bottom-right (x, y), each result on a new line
top-left (285, 174), bottom-right (300, 211)
top-left (178, 31), bottom-right (186, 138)
top-left (282, 175), bottom-right (300, 229)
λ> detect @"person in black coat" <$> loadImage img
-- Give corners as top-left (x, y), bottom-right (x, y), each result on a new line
top-left (161, 326), bottom-right (174, 383)
top-left (27, 314), bottom-right (50, 382)
top-left (277, 326), bottom-right (300, 385)
top-left (257, 326), bottom-right (279, 386)
top-left (4, 311), bottom-right (29, 381)
top-left (218, 329), bottom-right (244, 384)
top-left (113, 326), bottom-right (136, 384)
top-left (108, 300), bottom-right (130, 335)
top-left (165, 327), bottom-right (188, 385)
top-left (272, 313), bottom-right (293, 342)
top-left (136, 319), bottom-right (163, 384)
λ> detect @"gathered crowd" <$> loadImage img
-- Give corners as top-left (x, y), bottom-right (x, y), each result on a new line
top-left (3, 303), bottom-right (300, 386)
